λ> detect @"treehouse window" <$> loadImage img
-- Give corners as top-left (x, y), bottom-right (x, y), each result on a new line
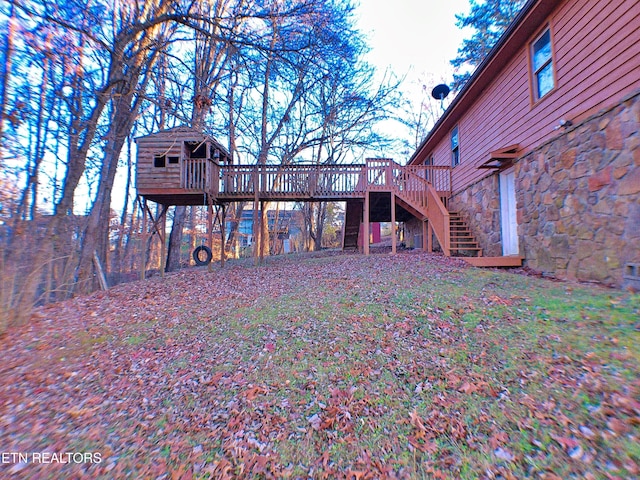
top-left (154, 155), bottom-right (166, 168)
top-left (451, 126), bottom-right (460, 167)
top-left (168, 156), bottom-right (180, 164)
top-left (532, 27), bottom-right (554, 100)
top-left (186, 141), bottom-right (207, 159)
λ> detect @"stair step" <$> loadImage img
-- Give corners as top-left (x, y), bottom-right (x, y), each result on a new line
top-left (450, 233), bottom-right (476, 238)
top-left (451, 247), bottom-right (483, 255)
top-left (446, 210), bottom-right (483, 258)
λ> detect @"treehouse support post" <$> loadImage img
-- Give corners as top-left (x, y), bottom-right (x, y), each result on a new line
top-left (159, 207), bottom-right (167, 278)
top-left (207, 196), bottom-right (214, 272)
top-left (140, 196), bottom-right (147, 281)
top-left (139, 199), bottom-right (168, 278)
top-left (220, 204), bottom-right (226, 267)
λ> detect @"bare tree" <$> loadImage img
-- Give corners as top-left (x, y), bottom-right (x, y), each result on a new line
top-left (166, 0), bottom-right (239, 272)
top-left (0, 0), bottom-right (17, 163)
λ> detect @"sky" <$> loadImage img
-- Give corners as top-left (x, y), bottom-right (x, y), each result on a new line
top-left (79, 1), bottom-right (475, 213)
top-left (353, 0), bottom-right (472, 159)
top-left (355, 0), bottom-right (471, 86)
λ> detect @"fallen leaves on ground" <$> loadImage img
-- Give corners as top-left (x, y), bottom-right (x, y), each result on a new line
top-left (0, 250), bottom-right (638, 479)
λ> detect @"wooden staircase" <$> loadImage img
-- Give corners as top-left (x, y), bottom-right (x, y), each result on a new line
top-left (342, 199), bottom-right (363, 251)
top-left (448, 210), bottom-right (524, 267)
top-left (337, 159), bottom-right (523, 267)
top-left (448, 212), bottom-right (483, 257)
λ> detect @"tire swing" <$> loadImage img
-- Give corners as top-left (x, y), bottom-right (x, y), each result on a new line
top-left (193, 245), bottom-right (212, 266)
top-left (192, 198), bottom-right (212, 266)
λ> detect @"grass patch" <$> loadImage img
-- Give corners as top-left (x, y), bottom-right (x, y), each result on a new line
top-left (2, 251), bottom-right (638, 479)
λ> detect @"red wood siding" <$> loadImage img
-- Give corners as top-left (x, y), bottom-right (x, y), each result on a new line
top-left (422, 0), bottom-right (640, 193)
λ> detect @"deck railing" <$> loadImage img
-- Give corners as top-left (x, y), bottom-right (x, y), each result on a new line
top-left (218, 163), bottom-right (367, 198)
top-left (393, 168), bottom-right (430, 216)
top-left (364, 159), bottom-right (451, 194)
top-left (403, 165), bottom-right (452, 194)
top-left (183, 159), bottom-right (451, 200)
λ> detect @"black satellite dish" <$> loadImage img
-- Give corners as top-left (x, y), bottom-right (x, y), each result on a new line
top-left (431, 84), bottom-right (450, 112)
top-left (431, 84), bottom-right (450, 100)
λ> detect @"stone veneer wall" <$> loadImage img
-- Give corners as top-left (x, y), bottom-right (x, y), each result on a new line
top-left (448, 175), bottom-right (503, 257)
top-left (448, 91), bottom-right (640, 286)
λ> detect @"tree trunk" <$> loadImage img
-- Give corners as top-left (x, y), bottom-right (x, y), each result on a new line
top-left (314, 202), bottom-right (327, 251)
top-left (111, 135), bottom-right (134, 280)
top-left (0, 0), bottom-right (16, 162)
top-left (225, 202), bottom-right (244, 254)
top-left (166, 206), bottom-right (187, 272)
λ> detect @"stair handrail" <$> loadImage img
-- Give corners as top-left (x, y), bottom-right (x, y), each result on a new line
top-left (426, 183), bottom-right (450, 256)
top-left (393, 167), bottom-right (429, 215)
top-left (390, 166), bottom-right (450, 256)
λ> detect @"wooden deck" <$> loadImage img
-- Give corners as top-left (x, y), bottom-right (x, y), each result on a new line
top-left (138, 159), bottom-right (522, 267)
top-left (138, 159), bottom-right (452, 204)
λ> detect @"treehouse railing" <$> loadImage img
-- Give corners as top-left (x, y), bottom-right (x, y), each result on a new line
top-left (182, 158), bottom-right (215, 192)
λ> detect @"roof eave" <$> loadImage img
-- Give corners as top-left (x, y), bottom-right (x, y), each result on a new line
top-left (409, 0), bottom-right (558, 165)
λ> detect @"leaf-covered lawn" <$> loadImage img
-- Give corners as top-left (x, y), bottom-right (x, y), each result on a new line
top-left (1, 251), bottom-right (639, 479)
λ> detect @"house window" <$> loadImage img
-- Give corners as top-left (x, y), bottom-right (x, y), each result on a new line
top-left (168, 156), bottom-right (180, 164)
top-left (424, 154), bottom-right (434, 183)
top-left (532, 28), bottom-right (554, 99)
top-left (451, 126), bottom-right (459, 167)
top-left (154, 155), bottom-right (166, 168)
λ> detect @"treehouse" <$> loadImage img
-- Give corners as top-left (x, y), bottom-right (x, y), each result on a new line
top-left (135, 126), bottom-right (231, 206)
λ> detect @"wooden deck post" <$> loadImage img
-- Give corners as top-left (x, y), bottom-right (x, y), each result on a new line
top-left (422, 220), bottom-right (428, 251)
top-left (252, 167), bottom-right (260, 263)
top-left (427, 221), bottom-right (433, 253)
top-left (160, 206), bottom-right (167, 277)
top-left (207, 197), bottom-right (214, 272)
top-left (363, 191), bottom-right (370, 255)
top-left (220, 204), bottom-right (226, 267)
top-left (259, 200), bottom-right (266, 263)
top-left (211, 160), bottom-right (219, 196)
top-left (140, 196), bottom-right (147, 281)
top-left (391, 193), bottom-right (397, 255)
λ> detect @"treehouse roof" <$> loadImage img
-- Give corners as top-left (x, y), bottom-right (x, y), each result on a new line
top-left (135, 126), bottom-right (230, 158)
